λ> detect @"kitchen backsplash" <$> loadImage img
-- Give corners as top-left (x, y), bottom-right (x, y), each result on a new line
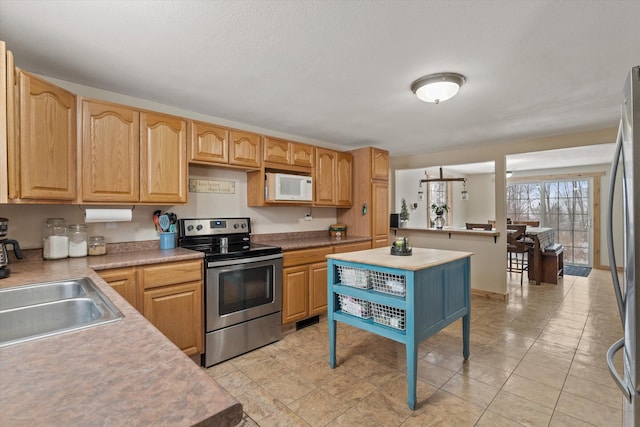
top-left (1, 167), bottom-right (338, 249)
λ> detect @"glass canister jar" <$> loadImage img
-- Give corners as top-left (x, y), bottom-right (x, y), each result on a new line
top-left (67, 224), bottom-right (88, 257)
top-left (43, 218), bottom-right (69, 260)
top-left (88, 235), bottom-right (107, 256)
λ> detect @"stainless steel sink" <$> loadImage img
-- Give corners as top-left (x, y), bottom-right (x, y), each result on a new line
top-left (0, 277), bottom-right (123, 347)
top-left (0, 280), bottom-right (87, 311)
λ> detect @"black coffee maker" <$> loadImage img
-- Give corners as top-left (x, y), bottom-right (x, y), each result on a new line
top-left (0, 217), bottom-right (24, 279)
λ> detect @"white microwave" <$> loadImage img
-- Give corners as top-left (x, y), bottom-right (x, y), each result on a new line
top-left (265, 173), bottom-right (313, 201)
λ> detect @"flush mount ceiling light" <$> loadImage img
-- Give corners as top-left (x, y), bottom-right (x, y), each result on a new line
top-left (410, 72), bottom-right (466, 104)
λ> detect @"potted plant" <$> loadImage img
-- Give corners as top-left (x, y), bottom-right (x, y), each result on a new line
top-left (399, 198), bottom-right (410, 226)
top-left (430, 203), bottom-right (449, 229)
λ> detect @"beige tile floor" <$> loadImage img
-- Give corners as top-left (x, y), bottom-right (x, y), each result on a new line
top-left (208, 269), bottom-right (624, 426)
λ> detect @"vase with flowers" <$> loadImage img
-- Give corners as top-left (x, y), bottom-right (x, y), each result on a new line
top-left (430, 203), bottom-right (449, 229)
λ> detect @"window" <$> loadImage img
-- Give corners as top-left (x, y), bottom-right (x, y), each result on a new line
top-left (427, 181), bottom-right (452, 226)
top-left (506, 178), bottom-right (592, 265)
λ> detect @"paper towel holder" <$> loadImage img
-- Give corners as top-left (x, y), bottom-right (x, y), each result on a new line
top-left (79, 205), bottom-right (136, 223)
top-left (78, 205), bottom-right (136, 213)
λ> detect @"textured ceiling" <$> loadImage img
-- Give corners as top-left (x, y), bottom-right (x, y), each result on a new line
top-left (1, 0), bottom-right (638, 158)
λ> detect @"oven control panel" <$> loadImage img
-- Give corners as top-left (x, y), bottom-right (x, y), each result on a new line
top-left (179, 217), bottom-right (251, 237)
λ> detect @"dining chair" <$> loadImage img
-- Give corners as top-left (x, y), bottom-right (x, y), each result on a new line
top-left (466, 223), bottom-right (492, 230)
top-left (507, 224), bottom-right (529, 285)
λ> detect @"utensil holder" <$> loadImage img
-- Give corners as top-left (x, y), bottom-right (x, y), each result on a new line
top-left (159, 232), bottom-right (175, 250)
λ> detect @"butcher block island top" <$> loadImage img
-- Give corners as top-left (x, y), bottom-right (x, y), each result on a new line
top-left (0, 250), bottom-right (242, 427)
top-left (326, 246), bottom-right (474, 271)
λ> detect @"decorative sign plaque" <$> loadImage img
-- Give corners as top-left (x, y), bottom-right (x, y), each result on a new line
top-left (188, 179), bottom-right (235, 194)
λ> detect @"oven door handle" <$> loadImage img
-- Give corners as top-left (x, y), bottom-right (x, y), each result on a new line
top-left (207, 253), bottom-right (283, 268)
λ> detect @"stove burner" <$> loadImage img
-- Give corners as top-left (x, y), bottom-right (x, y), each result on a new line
top-left (177, 217), bottom-right (281, 261)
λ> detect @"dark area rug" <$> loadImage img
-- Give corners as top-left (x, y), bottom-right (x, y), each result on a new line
top-left (564, 265), bottom-right (592, 277)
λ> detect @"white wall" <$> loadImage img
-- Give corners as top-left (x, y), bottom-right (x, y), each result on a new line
top-left (1, 77), bottom-right (341, 249)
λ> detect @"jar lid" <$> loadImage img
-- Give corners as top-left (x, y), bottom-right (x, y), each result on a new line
top-left (89, 235), bottom-right (105, 241)
top-left (67, 224), bottom-right (87, 230)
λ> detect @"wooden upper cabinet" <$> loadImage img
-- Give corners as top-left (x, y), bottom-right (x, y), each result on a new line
top-left (17, 71), bottom-right (76, 200)
top-left (139, 112), bottom-right (188, 203)
top-left (263, 137), bottom-right (313, 169)
top-left (189, 120), bottom-right (229, 164)
top-left (263, 137), bottom-right (290, 164)
top-left (229, 130), bottom-right (261, 168)
top-left (81, 99), bottom-right (139, 202)
top-left (291, 142), bottom-right (313, 168)
top-left (314, 148), bottom-right (336, 205)
top-left (372, 148), bottom-right (389, 181)
top-left (336, 152), bottom-right (353, 206)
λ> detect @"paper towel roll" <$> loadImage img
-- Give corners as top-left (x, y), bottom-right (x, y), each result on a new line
top-left (85, 209), bottom-right (132, 223)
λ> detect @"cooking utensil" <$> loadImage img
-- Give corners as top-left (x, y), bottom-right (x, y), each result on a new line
top-left (159, 215), bottom-right (170, 232)
top-left (153, 210), bottom-right (161, 231)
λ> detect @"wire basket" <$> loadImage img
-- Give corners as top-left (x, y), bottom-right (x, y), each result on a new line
top-left (338, 294), bottom-right (372, 319)
top-left (337, 265), bottom-right (371, 289)
top-left (370, 270), bottom-right (406, 297)
top-left (371, 303), bottom-right (406, 330)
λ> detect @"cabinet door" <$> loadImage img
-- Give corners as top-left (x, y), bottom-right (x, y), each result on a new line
top-left (372, 181), bottom-right (389, 247)
top-left (229, 130), bottom-right (261, 168)
top-left (140, 112), bottom-right (188, 203)
top-left (98, 267), bottom-right (139, 312)
top-left (263, 137), bottom-right (290, 165)
top-left (189, 120), bottom-right (229, 164)
top-left (291, 142), bottom-right (313, 168)
top-left (308, 261), bottom-right (328, 316)
top-left (18, 71), bottom-right (76, 200)
top-left (143, 281), bottom-right (203, 356)
top-left (314, 148), bottom-right (336, 205)
top-left (282, 265), bottom-right (309, 324)
top-left (371, 148), bottom-right (389, 181)
top-left (82, 100), bottom-right (139, 202)
top-left (335, 152), bottom-right (352, 206)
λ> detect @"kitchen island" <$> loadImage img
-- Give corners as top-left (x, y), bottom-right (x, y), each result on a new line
top-left (0, 249), bottom-right (242, 427)
top-left (326, 247), bottom-right (472, 410)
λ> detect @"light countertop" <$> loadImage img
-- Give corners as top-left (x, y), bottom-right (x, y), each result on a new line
top-left (327, 247), bottom-right (473, 271)
top-left (0, 249), bottom-right (242, 427)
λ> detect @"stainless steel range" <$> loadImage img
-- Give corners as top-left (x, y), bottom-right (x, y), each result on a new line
top-left (178, 217), bottom-right (282, 367)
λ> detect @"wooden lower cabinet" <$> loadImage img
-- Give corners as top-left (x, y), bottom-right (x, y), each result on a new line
top-left (308, 261), bottom-right (328, 316)
top-left (282, 246), bottom-right (332, 324)
top-left (143, 281), bottom-right (202, 357)
top-left (97, 259), bottom-right (203, 356)
top-left (97, 267), bottom-right (139, 311)
top-left (282, 264), bottom-right (309, 324)
top-left (281, 242), bottom-right (371, 324)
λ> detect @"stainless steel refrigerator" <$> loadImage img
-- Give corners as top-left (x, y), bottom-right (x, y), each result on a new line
top-left (608, 65), bottom-right (640, 426)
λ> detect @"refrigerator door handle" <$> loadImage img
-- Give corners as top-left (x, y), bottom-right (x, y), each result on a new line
top-left (608, 337), bottom-right (633, 402)
top-left (607, 119), bottom-right (626, 327)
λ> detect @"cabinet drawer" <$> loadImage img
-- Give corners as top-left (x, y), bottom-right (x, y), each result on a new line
top-left (141, 259), bottom-right (203, 289)
top-left (283, 246), bottom-right (333, 268)
top-left (333, 241), bottom-right (371, 254)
